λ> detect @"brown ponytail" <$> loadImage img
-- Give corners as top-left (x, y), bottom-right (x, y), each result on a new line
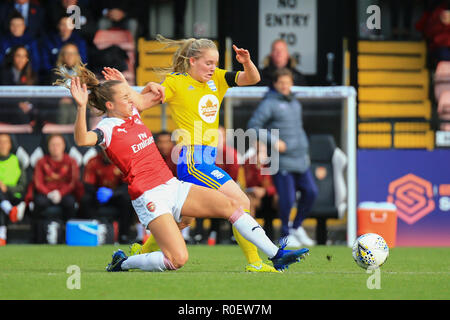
top-left (53, 62), bottom-right (122, 115)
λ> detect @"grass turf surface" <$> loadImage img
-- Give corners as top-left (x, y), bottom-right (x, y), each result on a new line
top-left (0, 244), bottom-right (449, 300)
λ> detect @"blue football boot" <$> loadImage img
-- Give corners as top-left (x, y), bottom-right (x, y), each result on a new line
top-left (269, 237), bottom-right (310, 271)
top-left (106, 249), bottom-right (128, 272)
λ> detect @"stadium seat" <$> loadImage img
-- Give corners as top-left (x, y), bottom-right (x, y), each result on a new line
top-left (358, 122), bottom-right (392, 132)
top-left (393, 131), bottom-right (435, 150)
top-left (358, 70), bottom-right (429, 87)
top-left (357, 55), bottom-right (425, 70)
top-left (358, 87), bottom-right (428, 101)
top-left (394, 122), bottom-right (430, 132)
top-left (93, 30), bottom-right (136, 84)
top-left (307, 134), bottom-right (347, 245)
top-left (358, 133), bottom-right (392, 148)
top-left (358, 41), bottom-right (427, 55)
top-left (136, 38), bottom-right (178, 86)
top-left (357, 40), bottom-right (431, 149)
top-left (41, 123), bottom-right (74, 134)
top-left (93, 30), bottom-right (135, 51)
top-left (358, 101), bottom-right (431, 119)
top-left (0, 123), bottom-right (33, 133)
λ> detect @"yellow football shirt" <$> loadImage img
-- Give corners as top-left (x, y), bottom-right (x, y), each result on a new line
top-left (162, 67), bottom-right (238, 147)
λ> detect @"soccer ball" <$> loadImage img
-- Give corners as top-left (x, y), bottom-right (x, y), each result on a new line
top-left (352, 233), bottom-right (389, 269)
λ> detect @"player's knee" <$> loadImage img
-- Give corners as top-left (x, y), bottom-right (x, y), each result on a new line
top-left (223, 198), bottom-right (241, 218)
top-left (170, 250), bottom-right (189, 269)
top-left (240, 194), bottom-right (251, 211)
top-left (231, 191), bottom-right (250, 211)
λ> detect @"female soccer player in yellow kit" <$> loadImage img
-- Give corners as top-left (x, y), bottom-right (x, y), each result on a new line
top-left (123, 36), bottom-right (279, 272)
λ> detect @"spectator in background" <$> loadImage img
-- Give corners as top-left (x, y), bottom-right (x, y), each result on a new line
top-left (0, 0), bottom-right (45, 38)
top-left (416, 0), bottom-right (450, 65)
top-left (47, 43), bottom-right (82, 124)
top-left (248, 68), bottom-right (317, 247)
top-left (40, 16), bottom-right (87, 77)
top-left (243, 142), bottom-right (278, 241)
top-left (80, 148), bottom-right (132, 244)
top-left (0, 12), bottom-right (40, 73)
top-left (0, 133), bottom-right (27, 246)
top-left (45, 0), bottom-right (97, 43)
top-left (92, 0), bottom-right (139, 39)
top-left (154, 131), bottom-right (178, 177)
top-left (0, 45), bottom-right (39, 126)
top-left (31, 134), bottom-right (79, 222)
top-left (259, 39), bottom-right (307, 87)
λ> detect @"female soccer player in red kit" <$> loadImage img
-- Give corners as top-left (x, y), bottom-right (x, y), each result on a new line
top-left (61, 64), bottom-right (309, 272)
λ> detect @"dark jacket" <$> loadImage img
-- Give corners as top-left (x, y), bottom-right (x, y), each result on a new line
top-left (247, 89), bottom-right (310, 173)
top-left (39, 31), bottom-right (87, 72)
top-left (0, 1), bottom-right (45, 38)
top-left (258, 57), bottom-right (308, 87)
top-left (0, 32), bottom-right (40, 72)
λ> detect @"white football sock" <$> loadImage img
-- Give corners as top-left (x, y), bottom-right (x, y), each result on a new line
top-left (229, 209), bottom-right (279, 259)
top-left (121, 251), bottom-right (176, 272)
top-left (1, 200), bottom-right (12, 215)
top-left (0, 225), bottom-right (6, 240)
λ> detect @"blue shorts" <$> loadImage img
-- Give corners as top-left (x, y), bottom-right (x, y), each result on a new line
top-left (177, 145), bottom-right (232, 190)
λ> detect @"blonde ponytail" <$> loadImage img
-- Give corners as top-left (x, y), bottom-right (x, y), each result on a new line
top-left (153, 34), bottom-right (217, 75)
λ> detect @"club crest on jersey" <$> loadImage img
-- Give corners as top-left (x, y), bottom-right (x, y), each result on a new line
top-left (146, 202), bottom-right (155, 212)
top-left (206, 80), bottom-right (217, 92)
top-left (198, 94), bottom-right (219, 123)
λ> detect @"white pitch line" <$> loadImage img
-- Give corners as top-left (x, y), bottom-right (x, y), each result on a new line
top-left (292, 271), bottom-right (450, 275)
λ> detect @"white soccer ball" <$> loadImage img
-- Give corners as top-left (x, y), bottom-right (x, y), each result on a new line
top-left (352, 233), bottom-right (389, 269)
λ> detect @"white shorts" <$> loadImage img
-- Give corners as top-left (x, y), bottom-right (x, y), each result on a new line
top-left (131, 178), bottom-right (192, 228)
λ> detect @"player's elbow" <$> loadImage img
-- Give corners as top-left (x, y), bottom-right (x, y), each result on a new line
top-left (252, 72), bottom-right (261, 84)
top-left (242, 73), bottom-right (261, 86)
top-left (74, 135), bottom-right (92, 147)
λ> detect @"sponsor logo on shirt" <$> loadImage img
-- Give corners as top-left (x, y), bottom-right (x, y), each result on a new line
top-left (131, 132), bottom-right (154, 153)
top-left (198, 94), bottom-right (219, 123)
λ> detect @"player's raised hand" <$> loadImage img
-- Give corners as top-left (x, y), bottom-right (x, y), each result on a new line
top-left (233, 45), bottom-right (251, 64)
top-left (70, 77), bottom-right (88, 107)
top-left (102, 67), bottom-right (127, 83)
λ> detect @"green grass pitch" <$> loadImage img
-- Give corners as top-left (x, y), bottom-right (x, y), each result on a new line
top-left (0, 244), bottom-right (449, 300)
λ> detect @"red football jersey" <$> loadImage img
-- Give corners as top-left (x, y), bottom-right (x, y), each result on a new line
top-left (96, 108), bottom-right (173, 200)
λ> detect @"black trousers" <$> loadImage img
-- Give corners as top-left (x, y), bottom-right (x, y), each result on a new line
top-left (33, 193), bottom-right (77, 221)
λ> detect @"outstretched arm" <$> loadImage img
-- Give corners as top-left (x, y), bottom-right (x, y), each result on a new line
top-left (71, 77), bottom-right (98, 147)
top-left (233, 45), bottom-right (261, 86)
top-left (102, 67), bottom-right (165, 112)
